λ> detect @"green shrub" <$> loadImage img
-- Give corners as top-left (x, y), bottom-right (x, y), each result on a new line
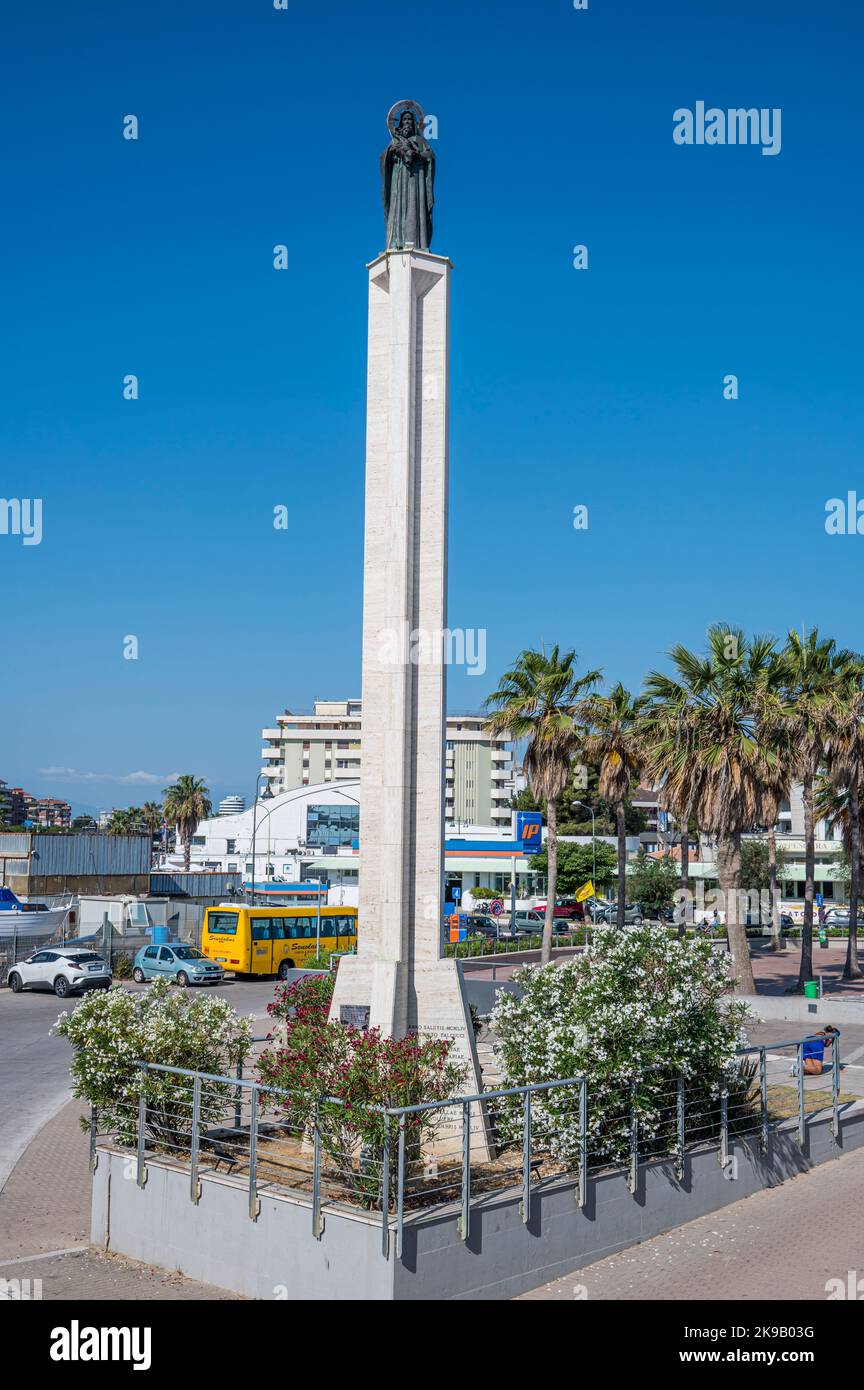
top-left (111, 952), bottom-right (134, 979)
top-left (491, 923), bottom-right (752, 1171)
top-left (257, 975), bottom-right (464, 1206)
top-left (54, 978), bottom-right (253, 1148)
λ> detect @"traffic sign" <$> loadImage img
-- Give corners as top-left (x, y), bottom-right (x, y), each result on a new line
top-left (490, 899), bottom-right (504, 916)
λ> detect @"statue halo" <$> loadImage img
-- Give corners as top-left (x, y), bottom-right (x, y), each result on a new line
top-left (387, 99), bottom-right (426, 137)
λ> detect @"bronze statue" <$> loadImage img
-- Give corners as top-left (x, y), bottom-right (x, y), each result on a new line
top-left (381, 100), bottom-right (435, 251)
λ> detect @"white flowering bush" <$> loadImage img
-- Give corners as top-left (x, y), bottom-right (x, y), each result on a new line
top-left (54, 979), bottom-right (253, 1150)
top-left (490, 924), bottom-right (753, 1171)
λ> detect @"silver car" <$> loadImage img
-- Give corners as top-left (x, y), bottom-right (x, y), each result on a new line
top-left (592, 904), bottom-right (644, 926)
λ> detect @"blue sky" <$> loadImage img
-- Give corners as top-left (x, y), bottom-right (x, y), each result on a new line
top-left (2, 0), bottom-right (862, 813)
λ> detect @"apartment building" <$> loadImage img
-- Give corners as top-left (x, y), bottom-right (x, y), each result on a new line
top-left (261, 700), bottom-right (513, 828)
top-left (0, 785), bottom-right (71, 828)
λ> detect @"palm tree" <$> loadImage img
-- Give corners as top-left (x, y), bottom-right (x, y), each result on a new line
top-left (819, 659), bottom-right (864, 979)
top-left (141, 800), bottom-right (163, 838)
top-left (775, 629), bottom-right (857, 991)
top-left (485, 646), bottom-right (600, 964)
top-left (105, 807), bottom-right (143, 835)
top-left (751, 654), bottom-right (795, 953)
top-left (580, 684), bottom-right (646, 929)
top-left (643, 625), bottom-right (781, 996)
top-left (815, 776), bottom-right (864, 979)
top-left (641, 693), bottom-right (701, 936)
top-left (162, 775), bottom-right (212, 871)
top-left (758, 772), bottom-right (790, 953)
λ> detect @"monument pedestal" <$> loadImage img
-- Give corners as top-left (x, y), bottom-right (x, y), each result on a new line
top-left (329, 248), bottom-right (488, 1152)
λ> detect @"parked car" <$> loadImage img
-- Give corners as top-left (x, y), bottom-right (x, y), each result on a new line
top-left (7, 947), bottom-right (112, 997)
top-left (533, 898), bottom-right (584, 922)
top-left (132, 943), bottom-right (224, 987)
top-left (592, 903), bottom-right (644, 926)
top-left (496, 909), bottom-right (546, 940)
top-left (823, 907), bottom-right (864, 926)
top-left (462, 915), bottom-right (501, 939)
top-left (818, 910), bottom-right (863, 929)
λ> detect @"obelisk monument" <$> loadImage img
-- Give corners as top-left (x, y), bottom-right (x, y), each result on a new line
top-left (329, 101), bottom-right (486, 1116)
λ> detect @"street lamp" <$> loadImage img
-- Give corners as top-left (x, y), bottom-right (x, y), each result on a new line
top-left (573, 799), bottom-right (596, 915)
top-left (249, 775), bottom-right (274, 905)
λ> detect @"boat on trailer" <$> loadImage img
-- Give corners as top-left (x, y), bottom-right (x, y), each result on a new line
top-left (0, 886), bottom-right (73, 933)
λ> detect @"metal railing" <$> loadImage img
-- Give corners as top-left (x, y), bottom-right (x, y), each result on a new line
top-left (90, 1031), bottom-right (848, 1260)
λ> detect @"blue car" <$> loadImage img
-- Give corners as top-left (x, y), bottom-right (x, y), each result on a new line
top-left (132, 943), bottom-right (224, 987)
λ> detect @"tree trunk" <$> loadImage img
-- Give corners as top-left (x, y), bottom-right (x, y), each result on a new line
top-left (845, 780), bottom-right (862, 980)
top-left (183, 833), bottom-right (191, 872)
top-left (678, 827), bottom-right (690, 939)
top-left (715, 832), bottom-right (756, 995)
top-left (768, 826), bottom-right (782, 952)
top-left (616, 802), bottom-right (627, 930)
top-left (541, 799), bottom-right (557, 966)
top-left (796, 773), bottom-right (816, 991)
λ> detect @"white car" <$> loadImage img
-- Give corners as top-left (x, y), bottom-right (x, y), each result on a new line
top-left (7, 947), bottom-right (112, 998)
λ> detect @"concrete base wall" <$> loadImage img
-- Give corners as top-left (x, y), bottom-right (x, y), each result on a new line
top-left (398, 1110), bottom-right (864, 1299)
top-left (91, 1154), bottom-right (395, 1300)
top-left (92, 1107), bottom-right (864, 1300)
top-left (745, 994), bottom-right (864, 1025)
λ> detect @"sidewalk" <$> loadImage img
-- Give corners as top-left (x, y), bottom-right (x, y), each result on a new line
top-left (751, 941), bottom-right (864, 997)
top-left (0, 1100), bottom-right (241, 1300)
top-left (520, 1141), bottom-right (864, 1301)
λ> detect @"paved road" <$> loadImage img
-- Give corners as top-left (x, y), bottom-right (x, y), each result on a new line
top-left (0, 977), bottom-right (279, 1193)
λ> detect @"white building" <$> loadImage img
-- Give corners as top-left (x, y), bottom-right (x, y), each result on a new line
top-left (261, 700), bottom-right (514, 828)
top-left (217, 795), bottom-right (246, 817)
top-left (180, 780), bottom-right (543, 907)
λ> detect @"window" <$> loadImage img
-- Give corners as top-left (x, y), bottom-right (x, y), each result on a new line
top-left (250, 918), bottom-right (269, 940)
top-left (144, 947), bottom-right (158, 960)
top-left (159, 947), bottom-right (174, 962)
top-left (306, 804), bottom-right (360, 848)
top-left (208, 911), bottom-right (238, 936)
top-left (226, 840), bottom-right (236, 854)
top-left (286, 915), bottom-right (315, 939)
top-left (192, 836), bottom-right (206, 846)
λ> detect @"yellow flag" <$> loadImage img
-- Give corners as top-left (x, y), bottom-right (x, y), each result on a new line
top-left (576, 880), bottom-right (594, 902)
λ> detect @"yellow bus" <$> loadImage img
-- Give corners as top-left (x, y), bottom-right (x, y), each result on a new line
top-left (201, 904), bottom-right (358, 978)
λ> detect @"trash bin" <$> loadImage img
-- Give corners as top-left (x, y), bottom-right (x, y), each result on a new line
top-left (803, 980), bottom-right (819, 999)
top-left (153, 925), bottom-right (169, 945)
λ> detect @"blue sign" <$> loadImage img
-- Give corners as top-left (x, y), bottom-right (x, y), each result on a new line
top-left (516, 812), bottom-right (543, 856)
top-left (452, 886), bottom-right (461, 902)
top-left (815, 892), bottom-right (823, 907)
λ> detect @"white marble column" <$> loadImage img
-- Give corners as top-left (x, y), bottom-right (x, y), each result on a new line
top-left (330, 250), bottom-right (487, 1130)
